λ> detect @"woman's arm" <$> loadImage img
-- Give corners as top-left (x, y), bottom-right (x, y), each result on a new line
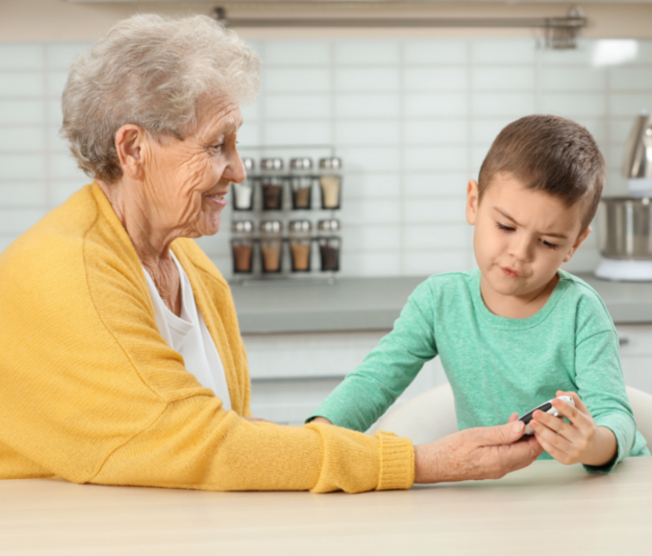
top-left (0, 207), bottom-right (415, 492)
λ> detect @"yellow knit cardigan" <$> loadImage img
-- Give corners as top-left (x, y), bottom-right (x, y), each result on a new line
top-left (0, 183), bottom-right (414, 492)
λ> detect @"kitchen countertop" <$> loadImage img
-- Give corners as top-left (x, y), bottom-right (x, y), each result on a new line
top-left (230, 273), bottom-right (652, 334)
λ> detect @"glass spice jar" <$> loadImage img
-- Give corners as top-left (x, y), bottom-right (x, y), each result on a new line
top-left (288, 220), bottom-right (312, 272)
top-left (290, 158), bottom-right (313, 210)
top-left (260, 157), bottom-right (284, 211)
top-left (230, 220), bottom-right (255, 274)
top-left (317, 219), bottom-right (341, 272)
top-left (260, 220), bottom-right (283, 273)
top-left (232, 158), bottom-right (255, 211)
top-left (318, 157), bottom-right (342, 210)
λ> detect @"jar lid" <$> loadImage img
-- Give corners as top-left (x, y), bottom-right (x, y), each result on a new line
top-left (260, 220), bottom-right (282, 234)
top-left (231, 220), bottom-right (254, 233)
top-left (290, 158), bottom-right (313, 171)
top-left (260, 158), bottom-right (284, 171)
top-left (318, 219), bottom-right (341, 232)
top-left (242, 158), bottom-right (255, 171)
top-left (319, 157), bottom-right (342, 171)
top-left (289, 220), bottom-right (312, 233)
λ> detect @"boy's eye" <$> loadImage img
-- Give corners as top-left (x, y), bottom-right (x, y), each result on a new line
top-left (496, 222), bottom-right (514, 232)
top-left (541, 239), bottom-right (559, 250)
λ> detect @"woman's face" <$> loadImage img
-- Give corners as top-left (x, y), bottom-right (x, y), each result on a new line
top-left (142, 99), bottom-right (245, 238)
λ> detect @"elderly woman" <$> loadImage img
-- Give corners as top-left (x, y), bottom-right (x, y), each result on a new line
top-left (0, 14), bottom-right (541, 492)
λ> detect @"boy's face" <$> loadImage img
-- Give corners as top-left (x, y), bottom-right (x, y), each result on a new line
top-left (466, 172), bottom-right (590, 307)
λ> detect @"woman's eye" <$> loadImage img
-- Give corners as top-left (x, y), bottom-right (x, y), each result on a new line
top-left (496, 222), bottom-right (514, 232)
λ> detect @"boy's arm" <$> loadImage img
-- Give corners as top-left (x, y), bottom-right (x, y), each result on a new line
top-left (307, 281), bottom-right (438, 432)
top-left (571, 292), bottom-right (650, 471)
top-left (573, 328), bottom-right (647, 472)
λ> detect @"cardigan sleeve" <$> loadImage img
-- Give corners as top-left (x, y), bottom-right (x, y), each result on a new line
top-left (0, 199), bottom-right (413, 492)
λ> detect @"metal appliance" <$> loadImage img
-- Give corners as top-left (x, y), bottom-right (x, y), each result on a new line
top-left (595, 112), bottom-right (652, 281)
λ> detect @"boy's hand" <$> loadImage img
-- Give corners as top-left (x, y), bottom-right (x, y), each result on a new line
top-left (529, 391), bottom-right (617, 467)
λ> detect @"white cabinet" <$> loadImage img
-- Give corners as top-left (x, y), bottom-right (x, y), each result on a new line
top-left (617, 324), bottom-right (652, 395)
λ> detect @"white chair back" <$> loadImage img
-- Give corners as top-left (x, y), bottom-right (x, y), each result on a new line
top-left (626, 386), bottom-right (652, 447)
top-left (373, 382), bottom-right (456, 445)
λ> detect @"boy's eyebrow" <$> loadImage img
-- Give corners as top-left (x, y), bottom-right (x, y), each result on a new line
top-left (494, 208), bottom-right (569, 239)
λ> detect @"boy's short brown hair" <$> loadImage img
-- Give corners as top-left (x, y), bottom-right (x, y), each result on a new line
top-left (478, 114), bottom-right (605, 233)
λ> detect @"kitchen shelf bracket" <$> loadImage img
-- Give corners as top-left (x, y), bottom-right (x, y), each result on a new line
top-left (212, 5), bottom-right (586, 49)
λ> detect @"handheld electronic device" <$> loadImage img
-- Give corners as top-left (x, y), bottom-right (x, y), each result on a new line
top-left (519, 396), bottom-right (575, 435)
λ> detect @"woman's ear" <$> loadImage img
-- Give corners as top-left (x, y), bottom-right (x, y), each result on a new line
top-left (563, 225), bottom-right (592, 263)
top-left (114, 124), bottom-right (147, 180)
top-left (466, 179), bottom-right (479, 226)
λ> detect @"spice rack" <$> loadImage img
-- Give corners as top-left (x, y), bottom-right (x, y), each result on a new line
top-left (229, 146), bottom-right (342, 283)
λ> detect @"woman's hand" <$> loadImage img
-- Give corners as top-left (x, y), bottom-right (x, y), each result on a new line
top-left (529, 391), bottom-right (617, 467)
top-left (413, 419), bottom-right (543, 483)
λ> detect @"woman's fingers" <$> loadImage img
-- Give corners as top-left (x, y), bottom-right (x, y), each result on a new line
top-left (507, 412), bottom-right (519, 424)
top-left (414, 423), bottom-right (543, 483)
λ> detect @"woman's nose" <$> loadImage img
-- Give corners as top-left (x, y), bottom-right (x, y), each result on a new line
top-left (223, 150), bottom-right (247, 184)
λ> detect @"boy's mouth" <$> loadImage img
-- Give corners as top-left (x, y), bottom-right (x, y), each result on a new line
top-left (501, 266), bottom-right (522, 278)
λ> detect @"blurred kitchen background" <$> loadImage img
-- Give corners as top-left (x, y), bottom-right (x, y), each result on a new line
top-left (3, 1), bottom-right (652, 425)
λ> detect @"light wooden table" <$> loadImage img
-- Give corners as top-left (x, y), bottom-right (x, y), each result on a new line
top-left (1, 458), bottom-right (651, 556)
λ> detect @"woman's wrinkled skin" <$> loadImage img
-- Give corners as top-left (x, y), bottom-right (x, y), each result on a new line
top-left (98, 99), bottom-right (245, 316)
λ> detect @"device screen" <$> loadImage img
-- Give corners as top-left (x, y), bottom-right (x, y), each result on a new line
top-left (519, 402), bottom-right (553, 425)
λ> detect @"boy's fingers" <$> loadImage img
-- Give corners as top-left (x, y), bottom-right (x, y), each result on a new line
top-left (532, 409), bottom-right (581, 444)
top-left (534, 432), bottom-right (569, 464)
top-left (556, 390), bottom-right (588, 415)
top-left (552, 393), bottom-right (593, 434)
top-left (531, 419), bottom-right (572, 453)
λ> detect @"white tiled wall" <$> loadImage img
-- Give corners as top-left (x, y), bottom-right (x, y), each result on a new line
top-left (1, 37), bottom-right (649, 277)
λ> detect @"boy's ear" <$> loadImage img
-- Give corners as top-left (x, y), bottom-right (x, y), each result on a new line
top-left (466, 179), bottom-right (479, 225)
top-left (563, 225), bottom-right (592, 263)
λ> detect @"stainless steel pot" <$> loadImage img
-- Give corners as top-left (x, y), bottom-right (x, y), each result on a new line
top-left (598, 196), bottom-right (652, 260)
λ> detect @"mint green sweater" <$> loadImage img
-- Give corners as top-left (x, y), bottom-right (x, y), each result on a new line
top-left (311, 269), bottom-right (649, 472)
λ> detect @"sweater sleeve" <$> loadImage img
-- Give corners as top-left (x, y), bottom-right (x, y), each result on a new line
top-left (573, 294), bottom-right (650, 474)
top-left (0, 209), bottom-right (414, 492)
top-left (308, 279), bottom-right (438, 432)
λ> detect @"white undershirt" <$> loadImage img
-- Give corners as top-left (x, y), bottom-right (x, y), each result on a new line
top-left (143, 253), bottom-right (231, 411)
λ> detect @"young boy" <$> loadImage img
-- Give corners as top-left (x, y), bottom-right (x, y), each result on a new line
top-left (309, 115), bottom-right (649, 472)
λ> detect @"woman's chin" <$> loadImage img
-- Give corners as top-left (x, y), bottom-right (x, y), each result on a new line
top-left (195, 213), bottom-right (222, 237)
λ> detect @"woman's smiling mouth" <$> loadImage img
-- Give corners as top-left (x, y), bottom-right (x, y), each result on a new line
top-left (204, 192), bottom-right (228, 207)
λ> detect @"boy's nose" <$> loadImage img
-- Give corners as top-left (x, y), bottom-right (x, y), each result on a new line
top-left (509, 235), bottom-right (534, 262)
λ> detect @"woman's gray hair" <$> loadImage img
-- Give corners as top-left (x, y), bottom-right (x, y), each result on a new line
top-left (61, 13), bottom-right (261, 182)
